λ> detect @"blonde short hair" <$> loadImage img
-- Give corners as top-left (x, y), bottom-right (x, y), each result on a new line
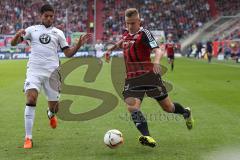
top-left (125, 8), bottom-right (140, 19)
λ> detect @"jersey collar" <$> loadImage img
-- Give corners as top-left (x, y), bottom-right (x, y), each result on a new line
top-left (128, 27), bottom-right (143, 36)
top-left (41, 24), bottom-right (53, 29)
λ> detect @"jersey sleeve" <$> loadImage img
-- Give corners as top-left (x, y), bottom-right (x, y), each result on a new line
top-left (22, 26), bottom-right (33, 41)
top-left (141, 29), bottom-right (159, 49)
top-left (58, 30), bottom-right (69, 51)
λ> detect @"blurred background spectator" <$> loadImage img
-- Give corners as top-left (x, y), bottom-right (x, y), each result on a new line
top-left (0, 0), bottom-right (239, 57)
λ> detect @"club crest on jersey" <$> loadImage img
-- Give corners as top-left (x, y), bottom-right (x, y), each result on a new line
top-left (133, 34), bottom-right (138, 39)
top-left (52, 31), bottom-right (58, 34)
top-left (39, 34), bottom-right (51, 44)
top-left (123, 41), bottom-right (135, 49)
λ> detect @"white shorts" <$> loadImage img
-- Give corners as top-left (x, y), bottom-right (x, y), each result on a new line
top-left (24, 71), bottom-right (61, 101)
top-left (96, 51), bottom-right (104, 58)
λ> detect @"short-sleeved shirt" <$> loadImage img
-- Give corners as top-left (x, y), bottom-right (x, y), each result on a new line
top-left (121, 27), bottom-right (159, 79)
top-left (23, 25), bottom-right (69, 76)
top-left (165, 41), bottom-right (175, 56)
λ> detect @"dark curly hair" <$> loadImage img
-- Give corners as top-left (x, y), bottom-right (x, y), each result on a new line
top-left (40, 4), bottom-right (54, 15)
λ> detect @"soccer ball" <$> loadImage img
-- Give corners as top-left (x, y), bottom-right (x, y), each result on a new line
top-left (104, 129), bottom-right (123, 148)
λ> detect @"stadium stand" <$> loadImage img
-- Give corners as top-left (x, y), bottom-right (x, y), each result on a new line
top-left (215, 0), bottom-right (240, 16)
top-left (0, 0), bottom-right (87, 34)
top-left (0, 0), bottom-right (239, 52)
top-left (102, 0), bottom-right (212, 41)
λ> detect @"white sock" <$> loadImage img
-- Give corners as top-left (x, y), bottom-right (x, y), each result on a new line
top-left (24, 106), bottom-right (36, 139)
top-left (47, 109), bottom-right (55, 118)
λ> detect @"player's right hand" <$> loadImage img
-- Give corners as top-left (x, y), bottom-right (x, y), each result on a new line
top-left (16, 29), bottom-right (26, 37)
top-left (104, 51), bottom-right (111, 63)
top-left (79, 33), bottom-right (92, 46)
top-left (153, 63), bottom-right (161, 74)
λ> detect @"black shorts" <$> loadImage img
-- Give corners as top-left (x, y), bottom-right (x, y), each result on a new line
top-left (168, 55), bottom-right (174, 60)
top-left (122, 72), bottom-right (168, 101)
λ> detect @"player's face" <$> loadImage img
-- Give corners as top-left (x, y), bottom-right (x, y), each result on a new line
top-left (125, 17), bottom-right (141, 34)
top-left (41, 11), bottom-right (54, 27)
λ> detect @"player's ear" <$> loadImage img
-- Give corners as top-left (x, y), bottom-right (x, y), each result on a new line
top-left (40, 13), bottom-right (44, 20)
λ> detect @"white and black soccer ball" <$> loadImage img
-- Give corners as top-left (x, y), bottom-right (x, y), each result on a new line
top-left (104, 129), bottom-right (123, 148)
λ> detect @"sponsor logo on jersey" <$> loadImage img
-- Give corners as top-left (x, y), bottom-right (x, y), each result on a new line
top-left (52, 30), bottom-right (58, 34)
top-left (39, 34), bottom-right (51, 44)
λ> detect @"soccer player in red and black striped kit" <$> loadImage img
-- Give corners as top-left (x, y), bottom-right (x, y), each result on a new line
top-left (165, 34), bottom-right (175, 71)
top-left (105, 8), bottom-right (194, 148)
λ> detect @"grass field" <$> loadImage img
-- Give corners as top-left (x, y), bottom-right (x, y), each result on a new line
top-left (0, 57), bottom-right (240, 160)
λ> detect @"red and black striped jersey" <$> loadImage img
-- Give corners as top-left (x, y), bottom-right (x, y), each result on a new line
top-left (165, 40), bottom-right (175, 56)
top-left (121, 27), bottom-right (159, 79)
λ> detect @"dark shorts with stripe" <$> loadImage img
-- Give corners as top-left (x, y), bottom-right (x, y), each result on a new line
top-left (122, 72), bottom-right (168, 101)
top-left (167, 55), bottom-right (174, 60)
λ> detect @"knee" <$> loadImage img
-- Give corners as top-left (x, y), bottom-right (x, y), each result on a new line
top-left (26, 90), bottom-right (38, 106)
top-left (125, 97), bottom-right (137, 106)
top-left (26, 96), bottom-right (37, 106)
top-left (125, 97), bottom-right (141, 113)
top-left (127, 105), bottom-right (138, 113)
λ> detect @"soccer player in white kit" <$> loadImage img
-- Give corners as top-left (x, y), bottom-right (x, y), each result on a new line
top-left (95, 40), bottom-right (104, 58)
top-left (11, 4), bottom-right (91, 149)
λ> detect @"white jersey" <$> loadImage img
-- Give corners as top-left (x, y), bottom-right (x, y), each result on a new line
top-left (95, 43), bottom-right (104, 58)
top-left (23, 25), bottom-right (69, 76)
top-left (95, 43), bottom-right (104, 52)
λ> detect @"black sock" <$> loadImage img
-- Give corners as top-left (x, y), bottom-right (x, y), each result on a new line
top-left (131, 110), bottom-right (150, 136)
top-left (173, 102), bottom-right (189, 118)
top-left (171, 63), bottom-right (174, 71)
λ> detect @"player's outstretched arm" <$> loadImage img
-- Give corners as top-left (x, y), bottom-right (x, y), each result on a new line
top-left (63, 33), bottom-right (92, 58)
top-left (11, 29), bottom-right (25, 46)
top-left (104, 40), bottom-right (123, 63)
top-left (152, 47), bottom-right (165, 74)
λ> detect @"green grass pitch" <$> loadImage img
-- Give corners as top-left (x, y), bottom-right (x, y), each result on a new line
top-left (0, 58), bottom-right (239, 160)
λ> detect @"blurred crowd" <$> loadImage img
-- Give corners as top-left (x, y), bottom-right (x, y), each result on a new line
top-left (102, 0), bottom-right (211, 41)
top-left (0, 0), bottom-right (239, 42)
top-left (213, 21), bottom-right (240, 41)
top-left (0, 0), bottom-right (87, 34)
top-left (216, 0), bottom-right (240, 16)
top-left (188, 40), bottom-right (240, 63)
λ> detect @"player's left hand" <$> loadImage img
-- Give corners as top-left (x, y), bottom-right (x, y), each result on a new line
top-left (153, 63), bottom-right (161, 74)
top-left (79, 33), bottom-right (92, 46)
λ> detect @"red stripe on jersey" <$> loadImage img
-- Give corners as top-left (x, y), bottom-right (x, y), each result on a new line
top-left (122, 29), bottom-right (156, 79)
top-left (165, 42), bottom-right (175, 56)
